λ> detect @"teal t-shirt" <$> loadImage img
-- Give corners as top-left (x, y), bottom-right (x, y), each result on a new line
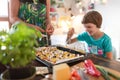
top-left (77, 32), bottom-right (112, 57)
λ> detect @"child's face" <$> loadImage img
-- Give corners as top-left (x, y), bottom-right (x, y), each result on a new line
top-left (84, 23), bottom-right (99, 36)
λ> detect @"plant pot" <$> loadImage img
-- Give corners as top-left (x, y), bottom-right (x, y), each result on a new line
top-left (1, 66), bottom-right (36, 80)
top-left (0, 63), bottom-right (7, 74)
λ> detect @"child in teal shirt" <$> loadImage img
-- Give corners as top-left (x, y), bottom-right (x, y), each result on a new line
top-left (66, 11), bottom-right (112, 59)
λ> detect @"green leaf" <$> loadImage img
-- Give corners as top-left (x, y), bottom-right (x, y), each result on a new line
top-left (0, 22), bottom-right (42, 68)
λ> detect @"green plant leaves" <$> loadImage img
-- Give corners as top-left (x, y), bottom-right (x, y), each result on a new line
top-left (0, 22), bottom-right (42, 68)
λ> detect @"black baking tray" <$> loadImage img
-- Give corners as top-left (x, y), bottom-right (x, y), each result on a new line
top-left (36, 46), bottom-right (87, 68)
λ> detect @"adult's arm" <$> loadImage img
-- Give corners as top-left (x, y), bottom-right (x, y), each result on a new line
top-left (46, 0), bottom-right (51, 24)
top-left (45, 0), bottom-right (54, 35)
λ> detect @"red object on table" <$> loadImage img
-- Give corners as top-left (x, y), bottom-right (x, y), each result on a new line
top-left (84, 59), bottom-right (101, 77)
top-left (70, 69), bottom-right (81, 80)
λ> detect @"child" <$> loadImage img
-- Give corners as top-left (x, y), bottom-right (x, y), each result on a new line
top-left (66, 11), bottom-right (112, 59)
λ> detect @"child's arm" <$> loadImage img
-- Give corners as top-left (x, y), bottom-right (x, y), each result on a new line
top-left (66, 28), bottom-right (78, 44)
top-left (106, 52), bottom-right (113, 59)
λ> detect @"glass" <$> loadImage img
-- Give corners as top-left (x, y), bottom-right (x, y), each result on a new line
top-left (0, 0), bottom-right (8, 17)
top-left (0, 21), bottom-right (9, 32)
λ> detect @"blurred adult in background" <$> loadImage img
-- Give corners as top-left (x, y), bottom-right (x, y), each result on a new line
top-left (9, 0), bottom-right (54, 46)
top-left (66, 11), bottom-right (113, 59)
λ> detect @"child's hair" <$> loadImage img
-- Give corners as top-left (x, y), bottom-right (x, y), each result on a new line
top-left (82, 10), bottom-right (102, 28)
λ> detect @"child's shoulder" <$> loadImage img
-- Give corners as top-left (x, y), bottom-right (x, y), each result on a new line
top-left (103, 33), bottom-right (111, 39)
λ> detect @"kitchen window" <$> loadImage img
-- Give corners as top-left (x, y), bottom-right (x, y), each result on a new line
top-left (0, 0), bottom-right (9, 32)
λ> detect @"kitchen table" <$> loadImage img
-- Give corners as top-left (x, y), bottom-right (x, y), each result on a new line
top-left (0, 54), bottom-right (120, 80)
top-left (33, 54), bottom-right (120, 80)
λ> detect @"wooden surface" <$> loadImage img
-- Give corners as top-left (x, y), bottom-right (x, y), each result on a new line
top-left (1, 54), bottom-right (120, 80)
top-left (87, 54), bottom-right (120, 72)
top-left (72, 62), bottom-right (120, 80)
top-left (33, 54), bottom-right (120, 80)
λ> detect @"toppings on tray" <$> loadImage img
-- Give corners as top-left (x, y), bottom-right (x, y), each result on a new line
top-left (36, 47), bottom-right (84, 64)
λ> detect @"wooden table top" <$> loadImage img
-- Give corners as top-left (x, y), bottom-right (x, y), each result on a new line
top-left (87, 54), bottom-right (120, 72)
top-left (0, 54), bottom-right (120, 80)
top-left (33, 54), bottom-right (120, 80)
top-left (72, 62), bottom-right (120, 80)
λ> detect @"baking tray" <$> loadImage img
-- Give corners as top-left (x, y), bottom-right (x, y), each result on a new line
top-left (36, 46), bottom-right (86, 67)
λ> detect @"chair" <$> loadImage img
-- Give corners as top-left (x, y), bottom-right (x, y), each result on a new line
top-left (112, 46), bottom-right (116, 60)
